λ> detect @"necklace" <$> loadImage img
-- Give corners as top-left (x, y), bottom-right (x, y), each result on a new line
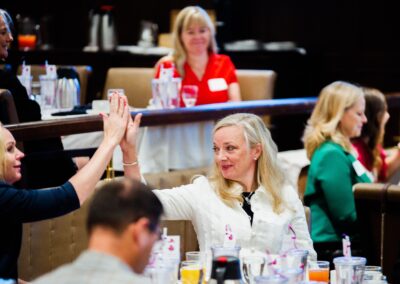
top-left (243, 192), bottom-right (255, 205)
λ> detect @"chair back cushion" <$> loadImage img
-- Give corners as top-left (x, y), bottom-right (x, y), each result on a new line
top-left (236, 69), bottom-right (277, 101)
top-left (103, 68), bottom-right (154, 108)
top-left (353, 182), bottom-right (400, 282)
top-left (0, 89), bottom-right (19, 124)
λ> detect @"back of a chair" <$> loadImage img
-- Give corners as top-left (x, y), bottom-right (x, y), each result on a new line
top-left (353, 182), bottom-right (400, 282)
top-left (384, 184), bottom-right (400, 282)
top-left (17, 65), bottom-right (92, 105)
top-left (236, 69), bottom-right (277, 101)
top-left (354, 183), bottom-right (386, 267)
top-left (0, 89), bottom-right (19, 124)
top-left (103, 67), bottom-right (154, 108)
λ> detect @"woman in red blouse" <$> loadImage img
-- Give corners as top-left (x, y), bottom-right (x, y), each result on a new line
top-left (155, 6), bottom-right (241, 106)
top-left (352, 88), bottom-right (400, 181)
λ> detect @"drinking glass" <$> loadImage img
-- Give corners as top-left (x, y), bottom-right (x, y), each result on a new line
top-left (333, 256), bottom-right (366, 284)
top-left (254, 275), bottom-right (289, 284)
top-left (242, 254), bottom-right (266, 284)
top-left (211, 245), bottom-right (241, 258)
top-left (18, 16), bottom-right (38, 51)
top-left (308, 261), bottom-right (329, 283)
top-left (186, 251), bottom-right (202, 262)
top-left (283, 249), bottom-right (308, 271)
top-left (182, 85), bottom-right (198, 107)
top-left (107, 88), bottom-right (125, 98)
top-left (151, 78), bottom-right (181, 109)
top-left (277, 268), bottom-right (304, 284)
top-left (39, 75), bottom-right (57, 110)
top-left (180, 260), bottom-right (203, 284)
top-left (363, 266), bottom-right (383, 281)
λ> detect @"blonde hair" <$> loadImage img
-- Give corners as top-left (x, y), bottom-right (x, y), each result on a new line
top-left (171, 6), bottom-right (217, 76)
top-left (0, 122), bottom-right (5, 180)
top-left (303, 81), bottom-right (364, 159)
top-left (208, 113), bottom-right (285, 213)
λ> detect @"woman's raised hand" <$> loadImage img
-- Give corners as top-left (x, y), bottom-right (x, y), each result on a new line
top-left (101, 94), bottom-right (130, 147)
top-left (120, 113), bottom-right (142, 154)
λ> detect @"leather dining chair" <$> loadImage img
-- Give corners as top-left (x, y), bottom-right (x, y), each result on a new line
top-left (103, 67), bottom-right (154, 108)
top-left (0, 89), bottom-right (19, 124)
top-left (102, 67), bottom-right (277, 109)
top-left (236, 69), bottom-right (277, 101)
top-left (353, 182), bottom-right (400, 283)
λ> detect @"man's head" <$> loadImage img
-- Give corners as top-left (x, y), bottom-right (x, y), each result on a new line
top-left (87, 179), bottom-right (163, 274)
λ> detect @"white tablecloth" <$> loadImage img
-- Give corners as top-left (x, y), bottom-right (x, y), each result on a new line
top-left (62, 121), bottom-right (215, 173)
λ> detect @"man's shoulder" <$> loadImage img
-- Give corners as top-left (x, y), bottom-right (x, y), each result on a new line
top-left (33, 251), bottom-right (150, 283)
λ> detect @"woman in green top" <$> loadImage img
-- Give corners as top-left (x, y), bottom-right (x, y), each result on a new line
top-left (303, 81), bottom-right (371, 261)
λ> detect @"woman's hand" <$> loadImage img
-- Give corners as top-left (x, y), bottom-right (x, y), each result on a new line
top-left (101, 94), bottom-right (129, 147)
top-left (121, 113), bottom-right (142, 180)
top-left (120, 113), bottom-right (142, 154)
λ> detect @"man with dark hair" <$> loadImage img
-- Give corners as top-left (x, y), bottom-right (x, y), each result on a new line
top-left (33, 179), bottom-right (163, 283)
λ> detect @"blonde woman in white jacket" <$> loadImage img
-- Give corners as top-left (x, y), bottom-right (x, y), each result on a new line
top-left (122, 113), bottom-right (316, 259)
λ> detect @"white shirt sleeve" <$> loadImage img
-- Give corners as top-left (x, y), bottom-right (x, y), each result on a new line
top-left (153, 176), bottom-right (209, 221)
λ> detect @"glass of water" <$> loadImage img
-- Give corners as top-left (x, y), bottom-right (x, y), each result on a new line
top-left (182, 85), bottom-right (198, 107)
top-left (107, 89), bottom-right (125, 98)
top-left (243, 254), bottom-right (266, 284)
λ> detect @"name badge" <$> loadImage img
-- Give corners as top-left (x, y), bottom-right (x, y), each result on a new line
top-left (352, 160), bottom-right (367, 177)
top-left (208, 78), bottom-right (228, 92)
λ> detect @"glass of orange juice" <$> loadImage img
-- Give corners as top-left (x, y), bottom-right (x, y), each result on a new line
top-left (308, 260), bottom-right (330, 283)
top-left (180, 260), bottom-right (203, 284)
top-left (17, 16), bottom-right (38, 51)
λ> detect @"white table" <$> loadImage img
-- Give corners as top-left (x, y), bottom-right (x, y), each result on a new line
top-left (61, 121), bottom-right (215, 173)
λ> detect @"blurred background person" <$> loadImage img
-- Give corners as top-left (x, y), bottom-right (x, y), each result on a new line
top-left (0, 94), bottom-right (130, 282)
top-left (0, 8), bottom-right (81, 189)
top-left (33, 179), bottom-right (163, 284)
top-left (155, 6), bottom-right (241, 106)
top-left (120, 112), bottom-right (316, 259)
top-left (303, 81), bottom-right (371, 263)
top-left (352, 87), bottom-right (400, 182)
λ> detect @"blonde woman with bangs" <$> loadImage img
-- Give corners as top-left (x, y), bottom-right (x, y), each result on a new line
top-left (303, 81), bottom-right (371, 262)
top-left (154, 6), bottom-right (241, 106)
top-left (0, 95), bottom-right (133, 281)
top-left (121, 113), bottom-right (316, 260)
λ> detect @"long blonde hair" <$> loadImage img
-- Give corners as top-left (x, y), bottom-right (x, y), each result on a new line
top-left (303, 81), bottom-right (364, 159)
top-left (208, 113), bottom-right (285, 213)
top-left (171, 6), bottom-right (217, 76)
top-left (0, 122), bottom-right (5, 181)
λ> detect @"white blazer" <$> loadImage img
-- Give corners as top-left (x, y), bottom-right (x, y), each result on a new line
top-left (153, 176), bottom-right (316, 259)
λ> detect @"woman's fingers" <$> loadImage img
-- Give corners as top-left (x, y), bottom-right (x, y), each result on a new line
top-left (109, 93), bottom-right (119, 113)
top-left (133, 113), bottom-right (142, 128)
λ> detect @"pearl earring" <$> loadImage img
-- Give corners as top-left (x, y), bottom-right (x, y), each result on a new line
top-left (254, 157), bottom-right (257, 160)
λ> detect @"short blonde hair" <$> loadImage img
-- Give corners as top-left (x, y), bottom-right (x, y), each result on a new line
top-left (171, 6), bottom-right (217, 76)
top-left (303, 81), bottom-right (364, 159)
top-left (208, 113), bottom-right (285, 213)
